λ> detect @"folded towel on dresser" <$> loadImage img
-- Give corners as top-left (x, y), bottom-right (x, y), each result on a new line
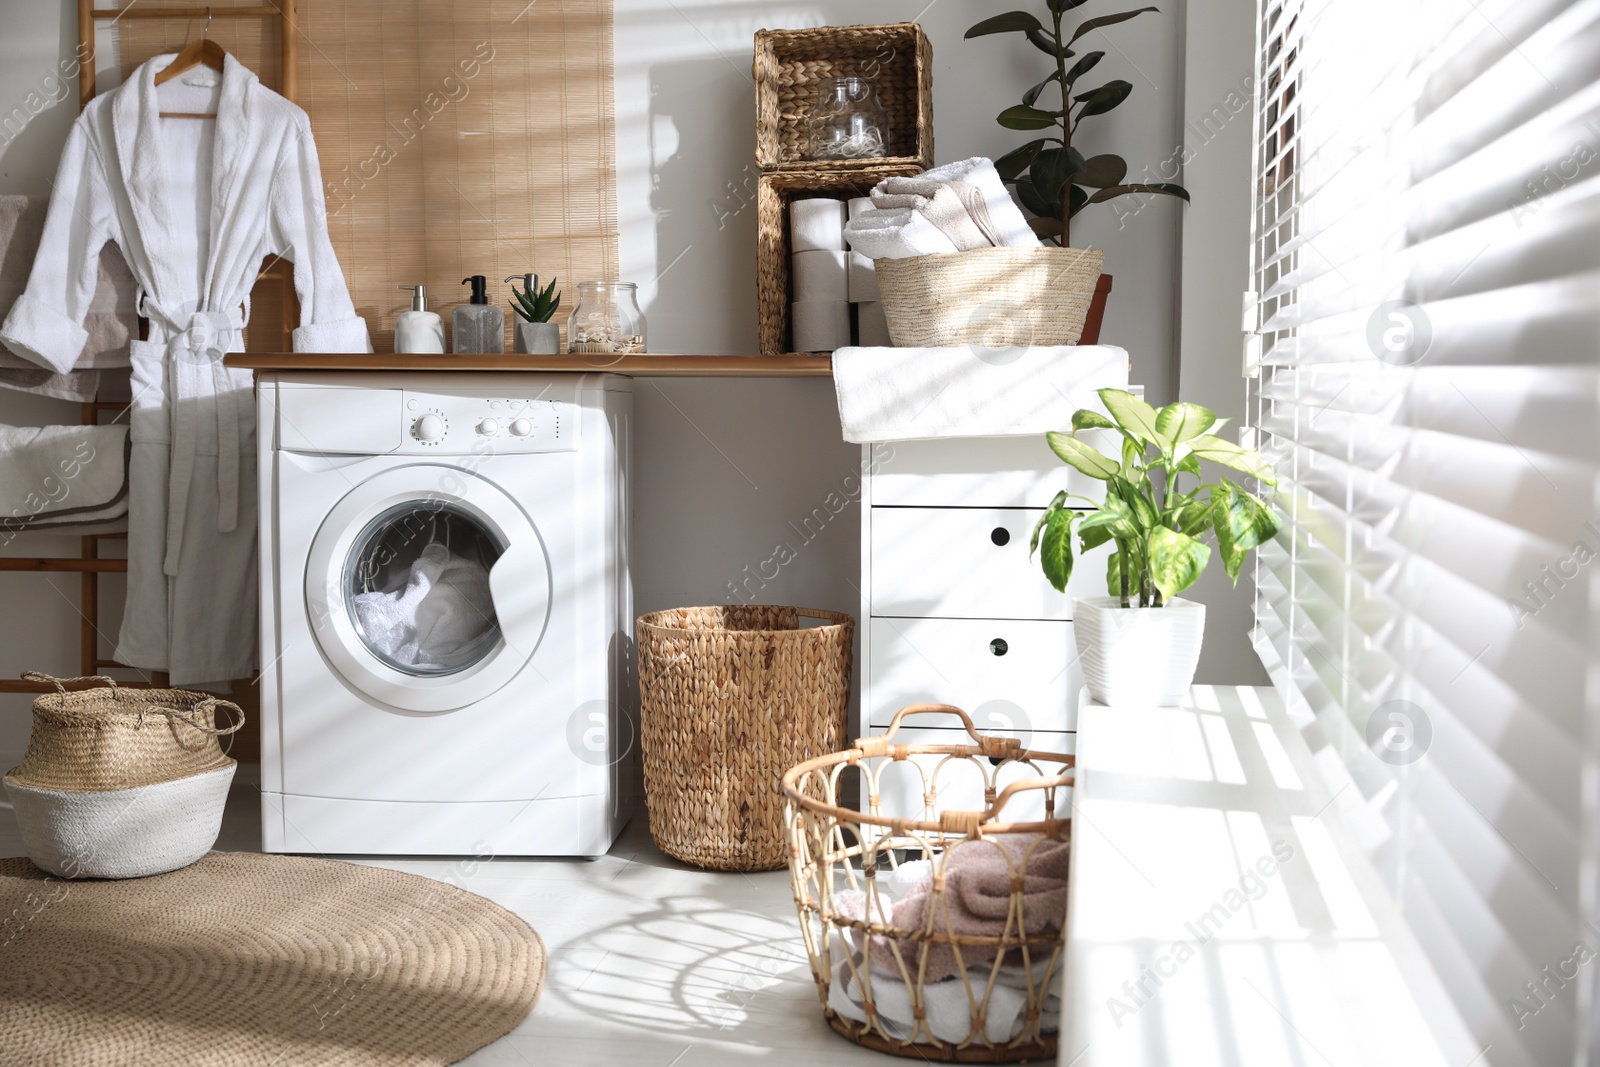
top-left (0, 196), bottom-right (137, 402)
top-left (911, 158), bottom-right (1042, 249)
top-left (843, 208), bottom-right (961, 260)
top-left (0, 424), bottom-right (130, 538)
top-left (832, 344), bottom-right (1129, 442)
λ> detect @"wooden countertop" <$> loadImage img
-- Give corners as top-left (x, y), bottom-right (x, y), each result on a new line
top-left (224, 353), bottom-right (835, 377)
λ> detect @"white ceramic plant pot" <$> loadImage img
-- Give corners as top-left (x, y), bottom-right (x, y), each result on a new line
top-left (1072, 596), bottom-right (1206, 707)
top-left (514, 320), bottom-right (561, 354)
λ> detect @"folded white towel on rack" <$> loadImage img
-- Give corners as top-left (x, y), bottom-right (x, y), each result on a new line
top-left (844, 208), bottom-right (961, 260)
top-left (833, 344), bottom-right (1129, 442)
top-left (0, 424), bottom-right (130, 533)
top-left (913, 158), bottom-right (1042, 249)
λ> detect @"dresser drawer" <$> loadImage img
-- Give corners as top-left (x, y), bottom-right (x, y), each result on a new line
top-left (865, 431), bottom-right (1116, 508)
top-left (866, 617), bottom-right (1081, 733)
top-left (869, 506), bottom-right (1111, 620)
top-left (858, 725), bottom-right (1075, 825)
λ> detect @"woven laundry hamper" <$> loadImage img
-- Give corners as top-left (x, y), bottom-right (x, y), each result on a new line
top-left (4, 673), bottom-right (244, 879)
top-left (875, 246), bottom-right (1106, 348)
top-left (637, 606), bottom-right (853, 872)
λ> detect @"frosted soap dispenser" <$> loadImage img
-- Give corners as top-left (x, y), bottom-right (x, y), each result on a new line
top-left (394, 285), bottom-right (444, 354)
top-left (453, 275), bottom-right (505, 354)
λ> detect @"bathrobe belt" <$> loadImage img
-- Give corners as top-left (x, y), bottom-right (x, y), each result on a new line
top-left (138, 294), bottom-right (250, 577)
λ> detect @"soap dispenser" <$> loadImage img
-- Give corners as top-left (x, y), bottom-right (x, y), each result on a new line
top-left (453, 275), bottom-right (505, 354)
top-left (394, 285), bottom-right (444, 354)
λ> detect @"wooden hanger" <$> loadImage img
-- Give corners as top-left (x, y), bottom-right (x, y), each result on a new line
top-left (155, 7), bottom-right (223, 119)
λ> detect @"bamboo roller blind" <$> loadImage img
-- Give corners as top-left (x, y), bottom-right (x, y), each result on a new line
top-left (111, 0), bottom-right (619, 352)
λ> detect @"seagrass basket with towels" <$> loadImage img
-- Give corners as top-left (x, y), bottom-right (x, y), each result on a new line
top-left (4, 672), bottom-right (243, 879)
top-left (782, 704), bottom-right (1073, 1062)
top-left (875, 245), bottom-right (1107, 348)
top-left (637, 606), bottom-right (854, 872)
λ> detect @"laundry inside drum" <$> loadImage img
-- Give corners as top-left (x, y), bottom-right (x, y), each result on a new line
top-left (344, 501), bottom-right (506, 676)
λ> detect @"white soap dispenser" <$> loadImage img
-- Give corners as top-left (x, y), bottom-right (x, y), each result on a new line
top-left (395, 284), bottom-right (445, 354)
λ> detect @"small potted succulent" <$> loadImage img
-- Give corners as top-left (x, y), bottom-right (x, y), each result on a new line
top-left (1031, 388), bottom-right (1280, 705)
top-left (508, 273), bottom-right (562, 354)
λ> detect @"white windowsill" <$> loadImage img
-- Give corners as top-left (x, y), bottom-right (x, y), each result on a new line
top-left (1058, 685), bottom-right (1481, 1066)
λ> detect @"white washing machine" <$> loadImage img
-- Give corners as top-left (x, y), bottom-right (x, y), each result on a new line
top-left (257, 371), bottom-right (632, 856)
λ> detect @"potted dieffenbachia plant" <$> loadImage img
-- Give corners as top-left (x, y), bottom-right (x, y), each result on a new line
top-left (1031, 388), bottom-right (1280, 705)
top-left (967, 2), bottom-right (1190, 247)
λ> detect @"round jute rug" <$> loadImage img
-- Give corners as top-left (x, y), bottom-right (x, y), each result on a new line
top-left (0, 851), bottom-right (545, 1066)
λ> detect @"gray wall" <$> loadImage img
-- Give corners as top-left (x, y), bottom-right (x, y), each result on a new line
top-left (0, 1), bottom-right (1255, 762)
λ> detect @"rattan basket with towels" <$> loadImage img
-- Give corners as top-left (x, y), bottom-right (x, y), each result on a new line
top-left (782, 705), bottom-right (1073, 1062)
top-left (637, 606), bottom-right (853, 872)
top-left (875, 246), bottom-right (1106, 348)
top-left (3, 672), bottom-right (243, 879)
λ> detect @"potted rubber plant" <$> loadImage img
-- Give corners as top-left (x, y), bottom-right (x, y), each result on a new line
top-left (967, 2), bottom-right (1190, 247)
top-left (1030, 388), bottom-right (1280, 705)
top-left (509, 274), bottom-right (562, 354)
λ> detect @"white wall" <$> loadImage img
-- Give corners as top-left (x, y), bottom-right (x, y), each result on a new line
top-left (1175, 0), bottom-right (1268, 685)
top-left (0, 1), bottom-right (1254, 763)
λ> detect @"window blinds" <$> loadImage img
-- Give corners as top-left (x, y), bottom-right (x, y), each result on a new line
top-left (1248, 0), bottom-right (1600, 1064)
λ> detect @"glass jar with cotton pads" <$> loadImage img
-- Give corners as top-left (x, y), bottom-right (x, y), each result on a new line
top-left (808, 77), bottom-right (889, 161)
top-left (569, 282), bottom-right (646, 355)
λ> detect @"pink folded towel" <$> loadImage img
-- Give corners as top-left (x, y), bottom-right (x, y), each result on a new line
top-left (868, 832), bottom-right (1071, 981)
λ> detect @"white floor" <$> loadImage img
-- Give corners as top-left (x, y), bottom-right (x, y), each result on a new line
top-left (0, 767), bottom-right (893, 1066)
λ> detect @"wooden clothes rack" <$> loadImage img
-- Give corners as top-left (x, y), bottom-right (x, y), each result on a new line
top-left (0, 4), bottom-right (299, 760)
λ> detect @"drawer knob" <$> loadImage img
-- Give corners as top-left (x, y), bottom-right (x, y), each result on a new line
top-left (990, 527), bottom-right (1010, 546)
top-left (990, 638), bottom-right (1009, 656)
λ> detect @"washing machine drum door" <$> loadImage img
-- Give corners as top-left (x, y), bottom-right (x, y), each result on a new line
top-left (305, 466), bottom-right (551, 712)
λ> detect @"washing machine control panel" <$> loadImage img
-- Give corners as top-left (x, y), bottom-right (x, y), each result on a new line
top-left (402, 392), bottom-right (573, 453)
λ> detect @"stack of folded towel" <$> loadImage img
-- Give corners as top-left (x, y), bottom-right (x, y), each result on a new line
top-left (0, 424), bottom-right (131, 542)
top-left (827, 833), bottom-right (1069, 1043)
top-left (844, 158), bottom-right (1042, 262)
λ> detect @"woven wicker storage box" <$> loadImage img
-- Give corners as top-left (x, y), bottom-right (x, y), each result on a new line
top-left (758, 166), bottom-right (923, 356)
top-left (875, 246), bottom-right (1108, 348)
top-left (637, 606), bottom-right (854, 872)
top-left (783, 705), bottom-right (1074, 1062)
top-left (3, 673), bottom-right (243, 879)
top-left (754, 23), bottom-right (933, 172)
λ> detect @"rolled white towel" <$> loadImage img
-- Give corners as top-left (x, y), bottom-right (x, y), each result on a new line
top-left (917, 157), bottom-right (1041, 249)
top-left (791, 197), bottom-right (847, 252)
top-left (844, 208), bottom-right (960, 260)
top-left (868, 183), bottom-right (990, 251)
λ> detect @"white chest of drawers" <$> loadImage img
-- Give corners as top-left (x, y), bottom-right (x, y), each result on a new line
top-left (859, 431), bottom-right (1118, 821)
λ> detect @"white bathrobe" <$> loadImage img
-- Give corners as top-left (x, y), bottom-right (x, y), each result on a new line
top-left (0, 54), bottom-right (369, 684)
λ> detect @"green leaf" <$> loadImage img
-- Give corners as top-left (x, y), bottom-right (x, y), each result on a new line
top-left (1073, 80), bottom-right (1133, 118)
top-left (1030, 147), bottom-right (1083, 207)
top-left (1071, 409), bottom-right (1116, 432)
top-left (1067, 7), bottom-right (1160, 47)
top-left (1079, 506), bottom-right (1138, 543)
top-left (1120, 434), bottom-right (1141, 479)
top-left (1147, 526), bottom-right (1210, 599)
top-left (1169, 499), bottom-right (1214, 538)
top-left (1084, 182), bottom-right (1192, 205)
top-left (1099, 388), bottom-right (1162, 446)
top-left (1112, 474), bottom-right (1158, 531)
top-left (1079, 518), bottom-right (1114, 551)
top-left (998, 104), bottom-right (1061, 131)
top-left (1076, 153), bottom-right (1127, 188)
top-left (1046, 430), bottom-right (1119, 480)
top-left (1030, 490), bottom-right (1069, 556)
top-left (1105, 547), bottom-right (1125, 598)
top-left (1026, 28), bottom-right (1063, 55)
top-left (1016, 178), bottom-right (1059, 220)
top-left (1029, 216), bottom-right (1065, 238)
top-left (1187, 434), bottom-right (1278, 484)
top-left (1039, 506), bottom-right (1076, 592)
top-left (1064, 50), bottom-right (1105, 85)
top-left (1155, 401), bottom-right (1217, 449)
top-left (1050, 0), bottom-right (1093, 12)
top-left (966, 10), bottom-right (1045, 37)
top-left (1173, 453), bottom-right (1202, 479)
top-left (1022, 73), bottom-right (1061, 108)
top-left (995, 139), bottom-right (1050, 181)
top-left (1067, 184), bottom-right (1091, 217)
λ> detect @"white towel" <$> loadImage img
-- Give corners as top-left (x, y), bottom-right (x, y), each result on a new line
top-left (827, 951), bottom-right (1059, 1044)
top-left (916, 158), bottom-right (1041, 249)
top-left (848, 196), bottom-right (874, 221)
top-left (0, 424), bottom-right (129, 533)
top-left (791, 197), bottom-right (847, 252)
top-left (844, 208), bottom-right (960, 260)
top-left (870, 181), bottom-right (991, 251)
top-left (832, 344), bottom-right (1129, 442)
top-left (351, 543), bottom-right (499, 671)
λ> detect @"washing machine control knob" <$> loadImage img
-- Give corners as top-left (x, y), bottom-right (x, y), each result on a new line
top-left (413, 413), bottom-right (445, 442)
top-left (477, 418), bottom-right (499, 436)
top-left (509, 418), bottom-right (532, 437)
